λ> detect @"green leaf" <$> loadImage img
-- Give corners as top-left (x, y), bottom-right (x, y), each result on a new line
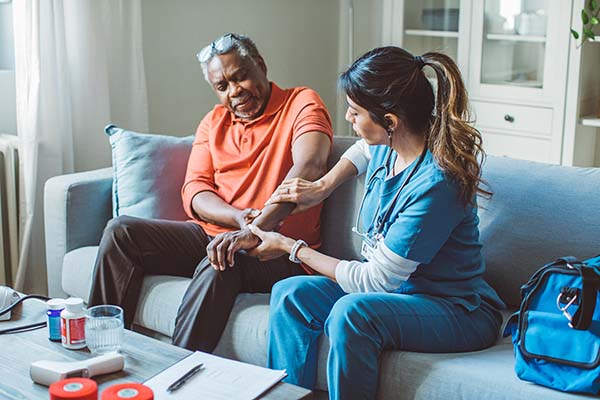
top-left (583, 27), bottom-right (596, 40)
top-left (571, 28), bottom-right (580, 39)
top-left (590, 0), bottom-right (598, 11)
top-left (583, 9), bottom-right (590, 24)
top-left (591, 17), bottom-right (600, 25)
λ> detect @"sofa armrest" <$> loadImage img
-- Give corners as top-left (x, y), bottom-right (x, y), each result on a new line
top-left (44, 168), bottom-right (113, 297)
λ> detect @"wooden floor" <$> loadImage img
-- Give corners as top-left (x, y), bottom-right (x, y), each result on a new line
top-left (0, 298), bottom-right (311, 399)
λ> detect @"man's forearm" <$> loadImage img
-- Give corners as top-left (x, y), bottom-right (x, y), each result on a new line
top-left (190, 158), bottom-right (323, 231)
top-left (191, 191), bottom-right (243, 229)
top-left (251, 160), bottom-right (325, 231)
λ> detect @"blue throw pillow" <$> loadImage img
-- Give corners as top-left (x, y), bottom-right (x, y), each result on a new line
top-left (106, 124), bottom-right (194, 221)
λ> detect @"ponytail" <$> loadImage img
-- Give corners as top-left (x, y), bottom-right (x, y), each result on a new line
top-left (421, 52), bottom-right (491, 206)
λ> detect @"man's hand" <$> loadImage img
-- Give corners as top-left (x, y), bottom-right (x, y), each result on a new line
top-left (206, 228), bottom-right (260, 271)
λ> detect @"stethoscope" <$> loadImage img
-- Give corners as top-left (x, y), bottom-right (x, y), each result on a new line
top-left (352, 146), bottom-right (428, 244)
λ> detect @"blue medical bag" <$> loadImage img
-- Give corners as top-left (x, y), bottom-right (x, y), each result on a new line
top-left (506, 255), bottom-right (600, 393)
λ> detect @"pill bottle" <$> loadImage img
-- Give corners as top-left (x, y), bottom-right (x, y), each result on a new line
top-left (46, 298), bottom-right (64, 342)
top-left (61, 297), bottom-right (86, 349)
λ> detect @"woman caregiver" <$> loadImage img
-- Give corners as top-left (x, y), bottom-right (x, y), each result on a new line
top-left (247, 46), bottom-right (505, 400)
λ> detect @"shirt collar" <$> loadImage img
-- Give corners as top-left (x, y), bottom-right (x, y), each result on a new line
top-left (230, 82), bottom-right (285, 124)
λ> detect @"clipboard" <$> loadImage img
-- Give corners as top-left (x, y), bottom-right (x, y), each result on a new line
top-left (144, 351), bottom-right (287, 399)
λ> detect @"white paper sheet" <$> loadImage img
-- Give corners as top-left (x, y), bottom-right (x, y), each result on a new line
top-left (144, 351), bottom-right (287, 400)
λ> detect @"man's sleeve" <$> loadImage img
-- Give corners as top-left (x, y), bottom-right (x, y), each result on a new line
top-left (181, 115), bottom-right (216, 220)
top-left (291, 89), bottom-right (333, 143)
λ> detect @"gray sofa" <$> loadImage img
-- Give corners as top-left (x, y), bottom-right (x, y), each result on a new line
top-left (44, 136), bottom-right (600, 399)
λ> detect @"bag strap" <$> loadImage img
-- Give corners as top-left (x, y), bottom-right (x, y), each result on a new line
top-left (557, 256), bottom-right (579, 265)
top-left (520, 256), bottom-right (580, 299)
top-left (571, 265), bottom-right (600, 330)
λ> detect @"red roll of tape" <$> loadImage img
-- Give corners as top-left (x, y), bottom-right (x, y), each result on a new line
top-left (101, 383), bottom-right (153, 400)
top-left (49, 377), bottom-right (98, 400)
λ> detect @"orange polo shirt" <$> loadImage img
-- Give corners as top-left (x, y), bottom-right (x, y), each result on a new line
top-left (181, 83), bottom-right (333, 247)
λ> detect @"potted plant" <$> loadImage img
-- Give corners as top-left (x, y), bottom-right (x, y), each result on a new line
top-left (571, 1), bottom-right (600, 129)
top-left (571, 0), bottom-right (599, 47)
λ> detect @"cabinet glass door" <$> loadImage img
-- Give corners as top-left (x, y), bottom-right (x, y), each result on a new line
top-left (401, 0), bottom-right (468, 78)
top-left (480, 0), bottom-right (549, 88)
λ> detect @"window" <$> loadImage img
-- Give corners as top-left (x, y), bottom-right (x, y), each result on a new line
top-left (0, 0), bottom-right (16, 135)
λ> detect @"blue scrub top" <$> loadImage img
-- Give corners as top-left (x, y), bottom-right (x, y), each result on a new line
top-left (361, 145), bottom-right (505, 311)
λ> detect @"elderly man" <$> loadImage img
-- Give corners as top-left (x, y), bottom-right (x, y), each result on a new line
top-left (89, 33), bottom-right (333, 352)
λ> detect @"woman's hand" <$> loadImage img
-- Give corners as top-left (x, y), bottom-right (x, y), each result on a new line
top-left (236, 208), bottom-right (262, 228)
top-left (265, 178), bottom-right (329, 214)
top-left (247, 225), bottom-right (295, 261)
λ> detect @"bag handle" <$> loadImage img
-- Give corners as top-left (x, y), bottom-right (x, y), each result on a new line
top-left (570, 265), bottom-right (600, 330)
top-left (557, 256), bottom-right (579, 265)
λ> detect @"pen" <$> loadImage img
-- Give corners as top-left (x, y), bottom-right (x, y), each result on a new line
top-left (166, 363), bottom-right (204, 393)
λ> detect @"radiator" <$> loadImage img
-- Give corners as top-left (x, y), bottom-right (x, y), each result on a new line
top-left (0, 134), bottom-right (19, 287)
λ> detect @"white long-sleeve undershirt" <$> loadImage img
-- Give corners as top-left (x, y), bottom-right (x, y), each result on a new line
top-left (335, 240), bottom-right (419, 293)
top-left (340, 138), bottom-right (370, 175)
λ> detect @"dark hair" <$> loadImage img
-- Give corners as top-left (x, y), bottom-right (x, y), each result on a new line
top-left (339, 46), bottom-right (490, 206)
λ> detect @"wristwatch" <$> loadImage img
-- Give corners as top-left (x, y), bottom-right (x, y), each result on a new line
top-left (289, 240), bottom-right (308, 264)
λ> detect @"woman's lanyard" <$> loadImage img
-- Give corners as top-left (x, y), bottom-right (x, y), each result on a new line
top-left (354, 146), bottom-right (428, 260)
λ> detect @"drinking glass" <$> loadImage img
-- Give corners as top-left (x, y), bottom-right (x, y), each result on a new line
top-left (85, 305), bottom-right (124, 354)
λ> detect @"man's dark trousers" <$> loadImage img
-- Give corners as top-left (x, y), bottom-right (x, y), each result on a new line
top-left (88, 215), bottom-right (305, 352)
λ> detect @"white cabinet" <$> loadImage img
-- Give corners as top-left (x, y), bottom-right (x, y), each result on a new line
top-left (384, 0), bottom-right (600, 166)
top-left (468, 0), bottom-right (570, 164)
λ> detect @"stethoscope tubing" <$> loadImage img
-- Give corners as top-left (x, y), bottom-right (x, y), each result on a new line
top-left (353, 146), bottom-right (427, 242)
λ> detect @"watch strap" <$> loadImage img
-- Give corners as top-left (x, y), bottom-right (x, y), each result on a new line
top-left (289, 239), bottom-right (308, 264)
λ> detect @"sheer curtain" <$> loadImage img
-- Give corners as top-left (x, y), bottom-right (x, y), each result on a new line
top-left (12, 0), bottom-right (148, 294)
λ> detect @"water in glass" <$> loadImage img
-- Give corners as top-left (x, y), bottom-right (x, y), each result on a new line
top-left (85, 305), bottom-right (124, 354)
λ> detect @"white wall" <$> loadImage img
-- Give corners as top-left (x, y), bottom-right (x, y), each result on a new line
top-left (141, 0), bottom-right (341, 136)
top-left (2, 1), bottom-right (347, 147)
top-left (336, 0), bottom-right (385, 135)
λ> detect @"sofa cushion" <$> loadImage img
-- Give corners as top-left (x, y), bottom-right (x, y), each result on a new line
top-left (212, 292), bottom-right (330, 392)
top-left (136, 282), bottom-right (272, 352)
top-left (106, 124), bottom-right (194, 221)
top-left (319, 136), bottom-right (362, 261)
top-left (213, 293), bottom-right (271, 364)
top-left (375, 341), bottom-right (592, 400)
top-left (135, 275), bottom-right (188, 337)
top-left (479, 156), bottom-right (600, 307)
top-left (62, 246), bottom-right (98, 302)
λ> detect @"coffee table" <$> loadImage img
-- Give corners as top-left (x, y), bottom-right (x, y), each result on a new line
top-left (0, 298), bottom-right (312, 399)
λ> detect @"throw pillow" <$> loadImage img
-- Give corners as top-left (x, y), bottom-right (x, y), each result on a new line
top-left (106, 124), bottom-right (194, 221)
